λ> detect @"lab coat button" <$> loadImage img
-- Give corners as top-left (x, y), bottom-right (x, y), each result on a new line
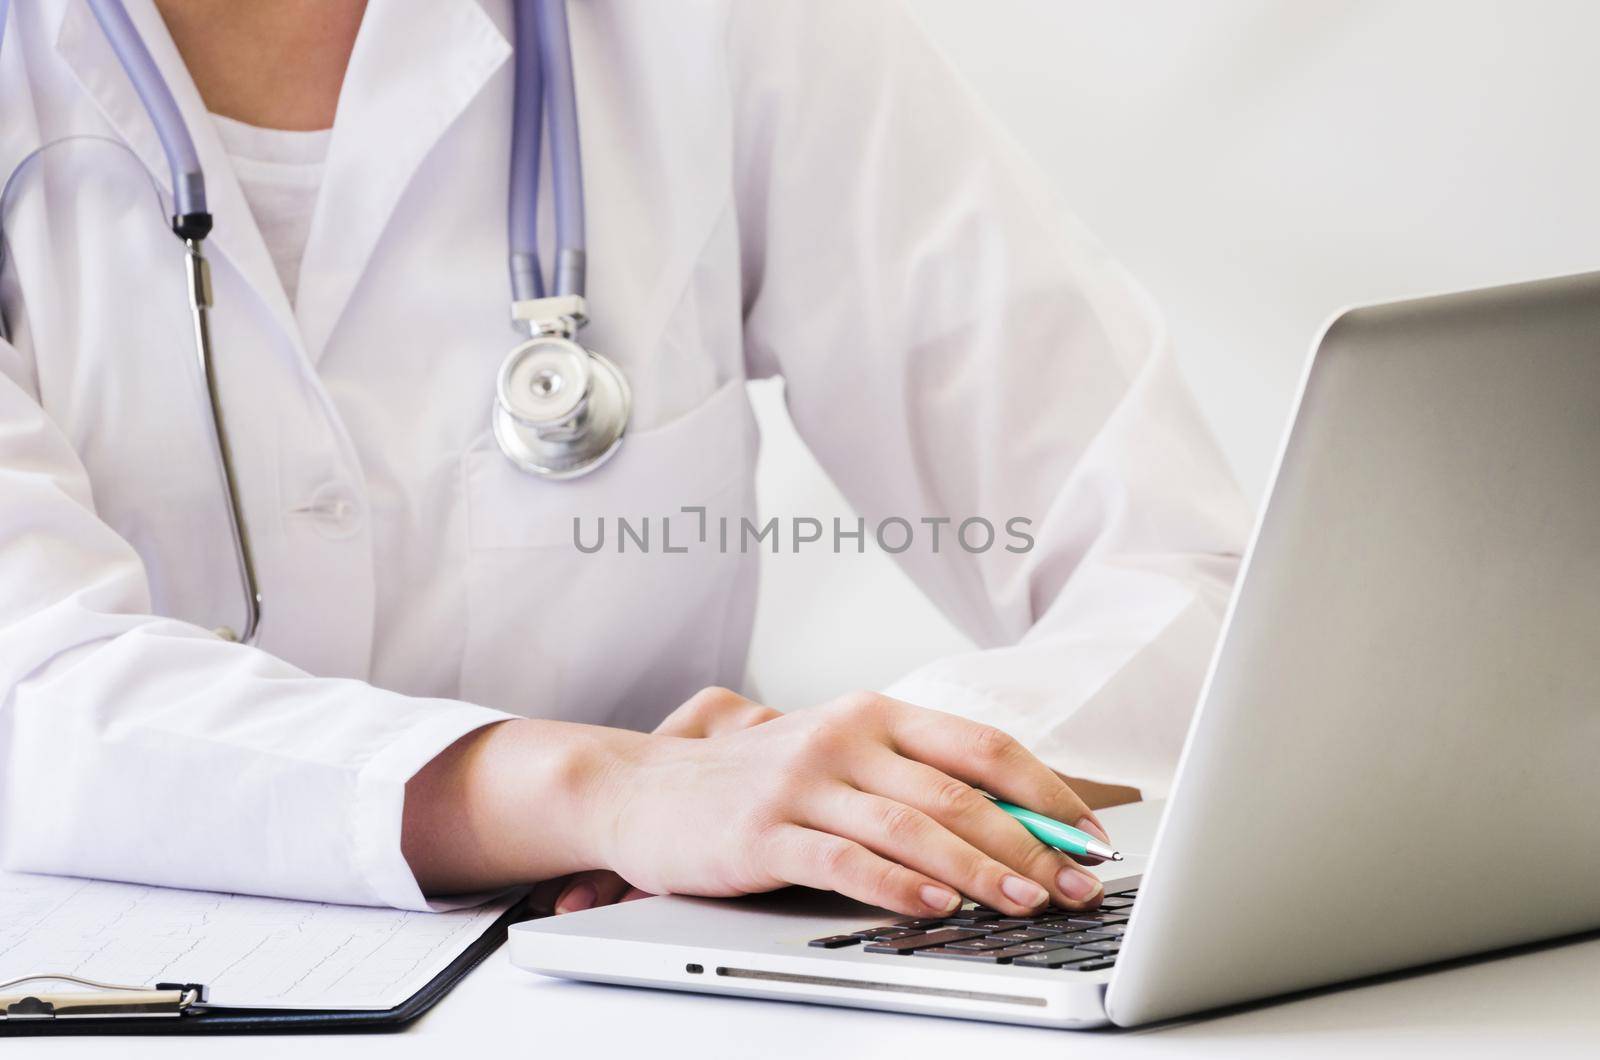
top-left (293, 482), bottom-right (364, 539)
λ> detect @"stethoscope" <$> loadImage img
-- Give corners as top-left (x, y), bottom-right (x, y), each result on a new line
top-left (0, 0), bottom-right (628, 645)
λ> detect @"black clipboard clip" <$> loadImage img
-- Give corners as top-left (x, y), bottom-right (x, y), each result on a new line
top-left (0, 975), bottom-right (204, 1021)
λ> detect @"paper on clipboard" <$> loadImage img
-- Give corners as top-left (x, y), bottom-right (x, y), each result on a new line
top-left (0, 870), bottom-right (514, 1011)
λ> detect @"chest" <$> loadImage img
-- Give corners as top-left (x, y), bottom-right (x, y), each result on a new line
top-left (2, 0), bottom-right (759, 719)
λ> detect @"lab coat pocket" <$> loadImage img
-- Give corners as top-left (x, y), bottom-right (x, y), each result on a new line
top-left (460, 378), bottom-right (759, 728)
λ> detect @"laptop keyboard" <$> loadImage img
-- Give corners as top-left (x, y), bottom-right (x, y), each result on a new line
top-left (807, 887), bottom-right (1137, 972)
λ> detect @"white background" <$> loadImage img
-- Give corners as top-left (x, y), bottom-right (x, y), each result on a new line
top-left (17, 10), bottom-right (1600, 1053)
top-left (745, 0), bottom-right (1600, 708)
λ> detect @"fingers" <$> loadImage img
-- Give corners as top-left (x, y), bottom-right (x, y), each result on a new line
top-left (807, 784), bottom-right (1060, 916)
top-left (880, 698), bottom-right (1107, 850)
top-left (555, 870), bottom-right (634, 915)
top-left (858, 753), bottom-right (1103, 910)
top-left (528, 875), bottom-right (573, 915)
top-left (656, 687), bottom-right (782, 738)
top-left (691, 700), bottom-right (782, 738)
top-left (763, 824), bottom-right (962, 918)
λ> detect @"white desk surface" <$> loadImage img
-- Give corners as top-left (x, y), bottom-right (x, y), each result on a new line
top-left (15, 801), bottom-right (1600, 1058)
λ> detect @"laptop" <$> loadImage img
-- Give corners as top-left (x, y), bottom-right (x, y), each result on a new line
top-left (510, 271), bottom-right (1600, 1027)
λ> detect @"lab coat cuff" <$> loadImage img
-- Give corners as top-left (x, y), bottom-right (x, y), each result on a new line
top-left (352, 701), bottom-right (516, 912)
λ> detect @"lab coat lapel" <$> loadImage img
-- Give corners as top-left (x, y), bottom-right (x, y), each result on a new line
top-left (293, 0), bottom-right (511, 365)
top-left (53, 0), bottom-right (302, 355)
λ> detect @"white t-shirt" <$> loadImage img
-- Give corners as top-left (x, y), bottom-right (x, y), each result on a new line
top-left (209, 113), bottom-right (331, 307)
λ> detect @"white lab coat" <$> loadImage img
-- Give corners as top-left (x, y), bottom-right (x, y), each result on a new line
top-left (0, 0), bottom-right (1249, 909)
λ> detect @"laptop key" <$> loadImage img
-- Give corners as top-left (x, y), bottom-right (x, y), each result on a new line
top-left (1048, 929), bottom-right (1115, 944)
top-left (913, 947), bottom-right (999, 962)
top-left (944, 910), bottom-right (1002, 925)
top-left (985, 929), bottom-right (1059, 943)
top-left (850, 926), bottom-right (921, 941)
top-left (808, 935), bottom-right (862, 949)
top-left (1078, 939), bottom-right (1121, 954)
top-left (1075, 958), bottom-right (1117, 971)
top-left (1063, 913), bottom-right (1129, 929)
top-left (943, 937), bottom-right (1013, 951)
top-left (914, 945), bottom-right (1041, 963)
top-left (1012, 948), bottom-right (1100, 968)
top-left (894, 918), bottom-right (949, 929)
top-left (1099, 897), bottom-right (1135, 910)
top-left (863, 928), bottom-right (989, 954)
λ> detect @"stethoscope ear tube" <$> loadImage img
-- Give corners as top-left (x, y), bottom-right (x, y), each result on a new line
top-left (83, 0), bottom-right (210, 237)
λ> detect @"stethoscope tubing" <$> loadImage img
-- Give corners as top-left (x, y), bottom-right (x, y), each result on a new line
top-left (532, 0), bottom-right (586, 299)
top-left (84, 0), bottom-right (209, 223)
top-left (509, 0), bottom-right (586, 302)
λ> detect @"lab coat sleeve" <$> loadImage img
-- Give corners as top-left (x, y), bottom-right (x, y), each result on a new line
top-left (728, 0), bottom-right (1252, 796)
top-left (0, 328), bottom-right (511, 907)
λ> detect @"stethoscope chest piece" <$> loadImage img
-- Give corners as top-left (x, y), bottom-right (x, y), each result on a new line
top-left (493, 334), bottom-right (630, 479)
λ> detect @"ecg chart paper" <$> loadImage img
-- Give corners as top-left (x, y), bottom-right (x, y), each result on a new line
top-left (0, 871), bottom-right (516, 1010)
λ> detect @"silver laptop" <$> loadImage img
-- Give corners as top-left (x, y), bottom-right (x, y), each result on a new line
top-left (510, 271), bottom-right (1600, 1028)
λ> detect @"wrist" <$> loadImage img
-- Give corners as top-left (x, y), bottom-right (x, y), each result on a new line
top-left (558, 722), bottom-right (656, 872)
top-left (403, 717), bottom-right (651, 894)
top-left (483, 717), bottom-right (650, 873)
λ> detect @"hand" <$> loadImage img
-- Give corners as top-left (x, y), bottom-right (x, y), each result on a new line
top-left (550, 690), bottom-right (783, 913)
top-left (591, 688), bottom-right (1111, 918)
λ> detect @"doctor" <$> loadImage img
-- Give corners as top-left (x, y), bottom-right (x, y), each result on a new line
top-left (0, 0), bottom-right (1247, 918)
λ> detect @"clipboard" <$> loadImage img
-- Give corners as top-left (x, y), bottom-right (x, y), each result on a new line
top-left (0, 896), bottom-right (535, 1036)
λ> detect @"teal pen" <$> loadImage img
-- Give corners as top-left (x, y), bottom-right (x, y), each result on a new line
top-left (989, 798), bottom-right (1123, 861)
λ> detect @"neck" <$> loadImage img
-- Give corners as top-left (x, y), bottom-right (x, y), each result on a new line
top-left (153, 0), bottom-right (368, 131)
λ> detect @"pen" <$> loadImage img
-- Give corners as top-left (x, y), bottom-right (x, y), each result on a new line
top-left (990, 798), bottom-right (1123, 861)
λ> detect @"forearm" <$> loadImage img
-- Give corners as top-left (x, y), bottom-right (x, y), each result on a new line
top-left (401, 718), bottom-right (646, 895)
top-left (400, 710), bottom-right (1146, 899)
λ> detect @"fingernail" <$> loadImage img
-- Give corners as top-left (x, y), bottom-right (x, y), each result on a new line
top-left (1001, 874), bottom-right (1050, 909)
top-left (1076, 817), bottom-right (1112, 844)
top-left (919, 884), bottom-right (961, 913)
top-left (555, 881), bottom-right (596, 915)
top-left (1057, 865), bottom-right (1103, 902)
